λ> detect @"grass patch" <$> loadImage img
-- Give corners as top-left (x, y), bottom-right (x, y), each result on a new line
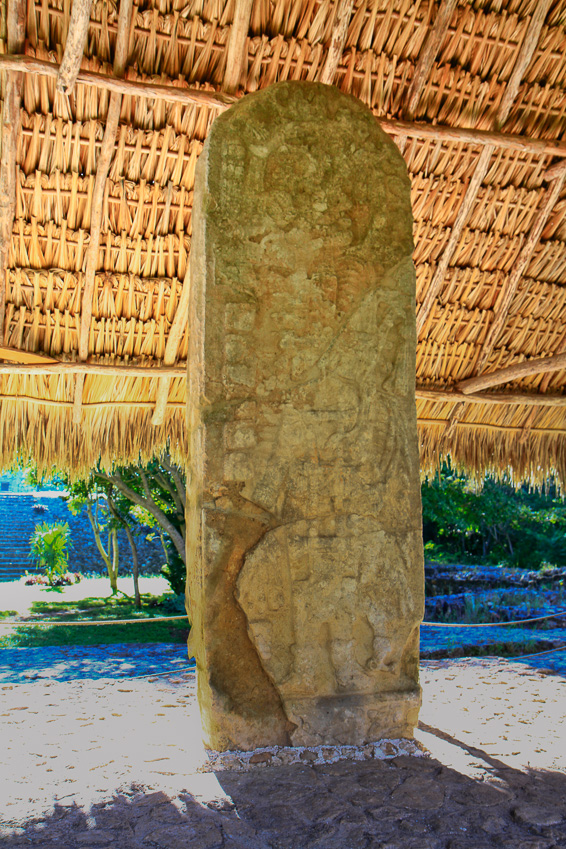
top-left (0, 593), bottom-right (189, 648)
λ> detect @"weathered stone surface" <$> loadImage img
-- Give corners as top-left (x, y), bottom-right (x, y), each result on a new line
top-left (187, 80), bottom-right (423, 751)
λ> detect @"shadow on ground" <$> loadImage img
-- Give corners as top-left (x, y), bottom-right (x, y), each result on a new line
top-left (2, 740), bottom-right (566, 849)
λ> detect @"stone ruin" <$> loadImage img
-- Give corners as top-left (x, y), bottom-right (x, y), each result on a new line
top-left (186, 80), bottom-right (424, 752)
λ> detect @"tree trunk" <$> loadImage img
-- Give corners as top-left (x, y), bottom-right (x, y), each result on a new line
top-left (86, 500), bottom-right (112, 571)
top-left (109, 529), bottom-right (119, 593)
top-left (107, 490), bottom-right (141, 607)
top-left (124, 523), bottom-right (141, 608)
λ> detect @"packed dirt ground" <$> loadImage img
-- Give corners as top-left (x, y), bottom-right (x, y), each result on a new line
top-left (1, 657), bottom-right (565, 848)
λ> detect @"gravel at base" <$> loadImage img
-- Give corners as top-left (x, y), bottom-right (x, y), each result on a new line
top-left (1, 659), bottom-right (565, 849)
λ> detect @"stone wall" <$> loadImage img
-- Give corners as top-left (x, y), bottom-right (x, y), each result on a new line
top-left (0, 493), bottom-right (165, 578)
top-left (188, 81), bottom-right (424, 752)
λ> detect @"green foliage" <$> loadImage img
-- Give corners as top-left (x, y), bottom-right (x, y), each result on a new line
top-left (0, 592), bottom-right (188, 648)
top-left (161, 549), bottom-right (186, 596)
top-left (29, 521), bottom-right (72, 585)
top-left (422, 464), bottom-right (566, 569)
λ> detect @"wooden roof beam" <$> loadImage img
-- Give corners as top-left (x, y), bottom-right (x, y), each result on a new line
top-left (0, 0), bottom-right (26, 346)
top-left (0, 362), bottom-right (186, 376)
top-left (416, 0), bottom-right (552, 340)
top-left (0, 346), bottom-right (58, 364)
top-left (151, 267), bottom-right (191, 426)
top-left (319, 0), bottom-right (355, 86)
top-left (417, 417), bottom-right (566, 437)
top-left (416, 386), bottom-right (566, 407)
top-left (78, 0), bottom-right (133, 365)
top-left (458, 351), bottom-right (566, 395)
top-left (416, 143), bottom-right (493, 336)
top-left (0, 55), bottom-right (237, 109)
top-left (380, 117), bottom-right (566, 159)
top-left (495, 0), bottom-right (553, 131)
top-left (3, 54), bottom-right (566, 159)
top-left (404, 0), bottom-right (458, 121)
top-left (56, 0), bottom-right (94, 94)
top-left (74, 0), bottom-right (133, 419)
top-left (475, 162), bottom-right (566, 375)
top-left (223, 0), bottom-right (253, 94)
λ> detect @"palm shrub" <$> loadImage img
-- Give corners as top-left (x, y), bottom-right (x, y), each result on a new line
top-left (29, 521), bottom-right (72, 585)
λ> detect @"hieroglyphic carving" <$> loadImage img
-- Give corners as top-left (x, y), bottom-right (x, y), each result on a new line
top-left (187, 81), bottom-right (423, 751)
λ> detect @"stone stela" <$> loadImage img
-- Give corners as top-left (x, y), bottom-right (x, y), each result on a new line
top-left (187, 80), bottom-right (424, 752)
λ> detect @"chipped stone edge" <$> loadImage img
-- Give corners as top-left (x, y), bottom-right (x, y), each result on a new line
top-left (200, 738), bottom-right (429, 772)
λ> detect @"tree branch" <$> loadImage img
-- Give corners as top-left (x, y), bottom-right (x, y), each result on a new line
top-left (96, 472), bottom-right (186, 563)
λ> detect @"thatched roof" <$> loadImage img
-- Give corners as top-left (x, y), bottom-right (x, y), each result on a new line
top-left (1, 0), bottom-right (566, 483)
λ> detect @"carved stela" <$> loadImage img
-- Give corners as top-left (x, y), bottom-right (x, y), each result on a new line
top-left (187, 81), bottom-right (424, 751)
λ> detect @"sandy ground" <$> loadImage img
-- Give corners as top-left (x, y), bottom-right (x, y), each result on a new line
top-left (0, 576), bottom-right (172, 615)
top-left (0, 657), bottom-right (565, 848)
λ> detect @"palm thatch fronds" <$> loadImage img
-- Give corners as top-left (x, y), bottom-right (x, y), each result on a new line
top-left (0, 0), bottom-right (565, 482)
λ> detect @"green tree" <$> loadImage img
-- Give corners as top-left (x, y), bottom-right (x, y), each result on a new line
top-left (30, 455), bottom-right (187, 595)
top-left (422, 464), bottom-right (566, 568)
top-left (29, 521), bottom-right (72, 584)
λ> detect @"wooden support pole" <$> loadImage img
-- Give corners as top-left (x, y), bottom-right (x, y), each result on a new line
top-left (457, 351), bottom-right (566, 395)
top-left (222, 0), bottom-right (253, 94)
top-left (416, 386), bottom-right (566, 407)
top-left (56, 0), bottom-right (94, 94)
top-left (0, 362), bottom-right (186, 376)
top-left (151, 266), bottom-right (191, 426)
top-left (0, 0), bottom-right (26, 346)
top-left (416, 143), bottom-right (493, 336)
top-left (319, 0), bottom-right (355, 86)
top-left (0, 55), bottom-right (238, 110)
top-left (475, 163), bottom-right (566, 375)
top-left (404, 0), bottom-right (458, 120)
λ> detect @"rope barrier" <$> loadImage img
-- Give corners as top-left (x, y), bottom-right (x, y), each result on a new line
top-left (0, 614), bottom-right (189, 628)
top-left (120, 663), bottom-right (196, 680)
top-left (422, 610), bottom-right (566, 627)
top-left (0, 611), bottom-right (565, 629)
top-left (510, 645), bottom-right (566, 660)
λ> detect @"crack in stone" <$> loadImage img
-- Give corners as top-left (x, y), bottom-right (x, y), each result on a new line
top-left (204, 487), bottom-right (296, 749)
